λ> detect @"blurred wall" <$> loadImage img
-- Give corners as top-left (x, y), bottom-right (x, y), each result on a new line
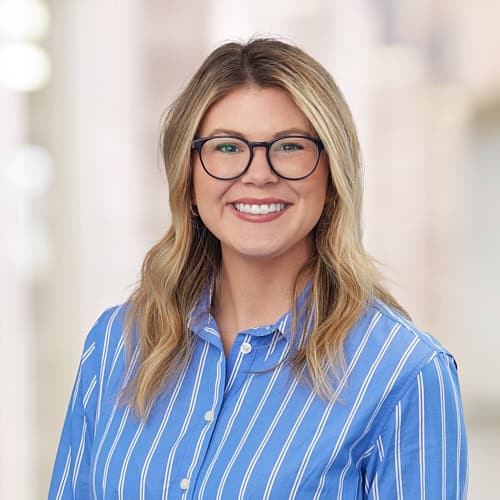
top-left (0, 0), bottom-right (499, 498)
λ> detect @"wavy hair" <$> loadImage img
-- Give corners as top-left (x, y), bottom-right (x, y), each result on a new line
top-left (124, 37), bottom-right (409, 418)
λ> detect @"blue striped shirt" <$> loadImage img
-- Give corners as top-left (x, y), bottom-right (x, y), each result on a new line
top-left (49, 291), bottom-right (468, 499)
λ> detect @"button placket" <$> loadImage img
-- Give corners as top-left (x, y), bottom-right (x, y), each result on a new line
top-left (173, 343), bottom-right (223, 497)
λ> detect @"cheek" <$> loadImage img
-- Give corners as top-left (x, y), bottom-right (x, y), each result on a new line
top-left (192, 162), bottom-right (218, 209)
top-left (307, 163), bottom-right (329, 216)
top-left (192, 163), bottom-right (230, 222)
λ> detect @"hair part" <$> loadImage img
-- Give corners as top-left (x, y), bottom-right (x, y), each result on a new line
top-left (122, 37), bottom-right (409, 418)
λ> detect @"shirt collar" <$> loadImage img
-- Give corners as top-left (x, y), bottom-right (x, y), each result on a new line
top-left (188, 281), bottom-right (312, 343)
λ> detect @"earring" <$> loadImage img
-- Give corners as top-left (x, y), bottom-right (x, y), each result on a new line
top-left (191, 204), bottom-right (199, 217)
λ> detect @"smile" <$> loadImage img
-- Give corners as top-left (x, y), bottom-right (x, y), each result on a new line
top-left (232, 202), bottom-right (289, 215)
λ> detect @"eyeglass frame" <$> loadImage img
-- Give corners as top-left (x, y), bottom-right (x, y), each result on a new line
top-left (191, 134), bottom-right (325, 181)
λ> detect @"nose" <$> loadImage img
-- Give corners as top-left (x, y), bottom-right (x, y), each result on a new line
top-left (240, 145), bottom-right (278, 184)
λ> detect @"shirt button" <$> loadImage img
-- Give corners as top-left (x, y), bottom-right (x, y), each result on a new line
top-left (240, 342), bottom-right (252, 354)
top-left (180, 478), bottom-right (190, 490)
top-left (204, 410), bottom-right (214, 422)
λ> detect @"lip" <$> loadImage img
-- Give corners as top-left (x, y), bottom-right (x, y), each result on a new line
top-left (227, 198), bottom-right (292, 223)
top-left (229, 198), bottom-right (291, 205)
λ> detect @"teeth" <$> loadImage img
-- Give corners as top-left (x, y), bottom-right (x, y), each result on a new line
top-left (233, 203), bottom-right (287, 215)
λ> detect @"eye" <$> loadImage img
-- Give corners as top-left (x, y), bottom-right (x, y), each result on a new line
top-left (280, 142), bottom-right (303, 151)
top-left (273, 139), bottom-right (305, 153)
top-left (214, 142), bottom-right (242, 153)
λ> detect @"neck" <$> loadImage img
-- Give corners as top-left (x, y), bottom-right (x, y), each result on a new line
top-left (213, 246), bottom-right (312, 353)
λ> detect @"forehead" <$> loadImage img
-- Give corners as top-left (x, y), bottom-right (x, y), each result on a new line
top-left (198, 85), bottom-right (314, 138)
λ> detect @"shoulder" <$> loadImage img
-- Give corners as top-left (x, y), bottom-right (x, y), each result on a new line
top-left (345, 298), bottom-right (454, 371)
top-left (79, 303), bottom-right (129, 383)
top-left (85, 303), bottom-right (127, 351)
top-left (342, 299), bottom-right (458, 425)
top-left (354, 304), bottom-right (468, 497)
top-left (372, 299), bottom-right (448, 354)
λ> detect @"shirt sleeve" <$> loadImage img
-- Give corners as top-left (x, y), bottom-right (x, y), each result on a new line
top-left (48, 324), bottom-right (100, 499)
top-left (364, 352), bottom-right (468, 500)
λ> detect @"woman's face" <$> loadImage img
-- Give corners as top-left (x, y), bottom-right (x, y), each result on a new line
top-left (192, 85), bottom-right (329, 264)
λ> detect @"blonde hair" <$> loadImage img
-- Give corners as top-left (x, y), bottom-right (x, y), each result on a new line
top-left (124, 38), bottom-right (409, 418)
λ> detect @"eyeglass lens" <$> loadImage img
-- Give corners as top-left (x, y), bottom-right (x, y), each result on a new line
top-left (199, 136), bottom-right (320, 179)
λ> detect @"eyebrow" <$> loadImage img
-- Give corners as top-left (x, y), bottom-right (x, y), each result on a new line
top-left (204, 128), bottom-right (315, 138)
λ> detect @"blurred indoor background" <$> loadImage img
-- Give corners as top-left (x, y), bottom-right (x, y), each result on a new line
top-left (0, 0), bottom-right (499, 498)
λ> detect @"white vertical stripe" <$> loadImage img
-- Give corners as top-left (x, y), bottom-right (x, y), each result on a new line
top-left (417, 371), bottom-right (426, 500)
top-left (395, 402), bottom-right (403, 500)
top-left (433, 357), bottom-right (447, 500)
top-left (372, 473), bottom-right (380, 500)
top-left (464, 461), bottom-right (469, 500)
top-left (443, 356), bottom-right (463, 500)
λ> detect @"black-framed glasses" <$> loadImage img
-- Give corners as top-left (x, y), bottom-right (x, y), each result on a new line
top-left (191, 135), bottom-right (324, 180)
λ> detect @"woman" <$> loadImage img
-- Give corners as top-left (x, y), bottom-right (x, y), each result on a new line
top-left (49, 38), bottom-right (468, 499)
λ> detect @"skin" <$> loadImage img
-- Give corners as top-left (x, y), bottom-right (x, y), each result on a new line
top-left (192, 85), bottom-right (329, 354)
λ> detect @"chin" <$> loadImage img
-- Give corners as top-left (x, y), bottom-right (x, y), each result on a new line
top-left (235, 247), bottom-right (283, 261)
top-left (220, 239), bottom-right (280, 259)
top-left (219, 233), bottom-right (313, 264)
top-left (226, 239), bottom-right (308, 263)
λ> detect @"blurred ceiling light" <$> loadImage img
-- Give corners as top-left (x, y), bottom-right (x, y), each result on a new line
top-left (0, 0), bottom-right (50, 40)
top-left (0, 42), bottom-right (50, 91)
top-left (5, 144), bottom-right (53, 195)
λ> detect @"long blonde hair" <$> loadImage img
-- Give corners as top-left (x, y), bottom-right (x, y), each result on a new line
top-left (124, 38), bottom-right (409, 418)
